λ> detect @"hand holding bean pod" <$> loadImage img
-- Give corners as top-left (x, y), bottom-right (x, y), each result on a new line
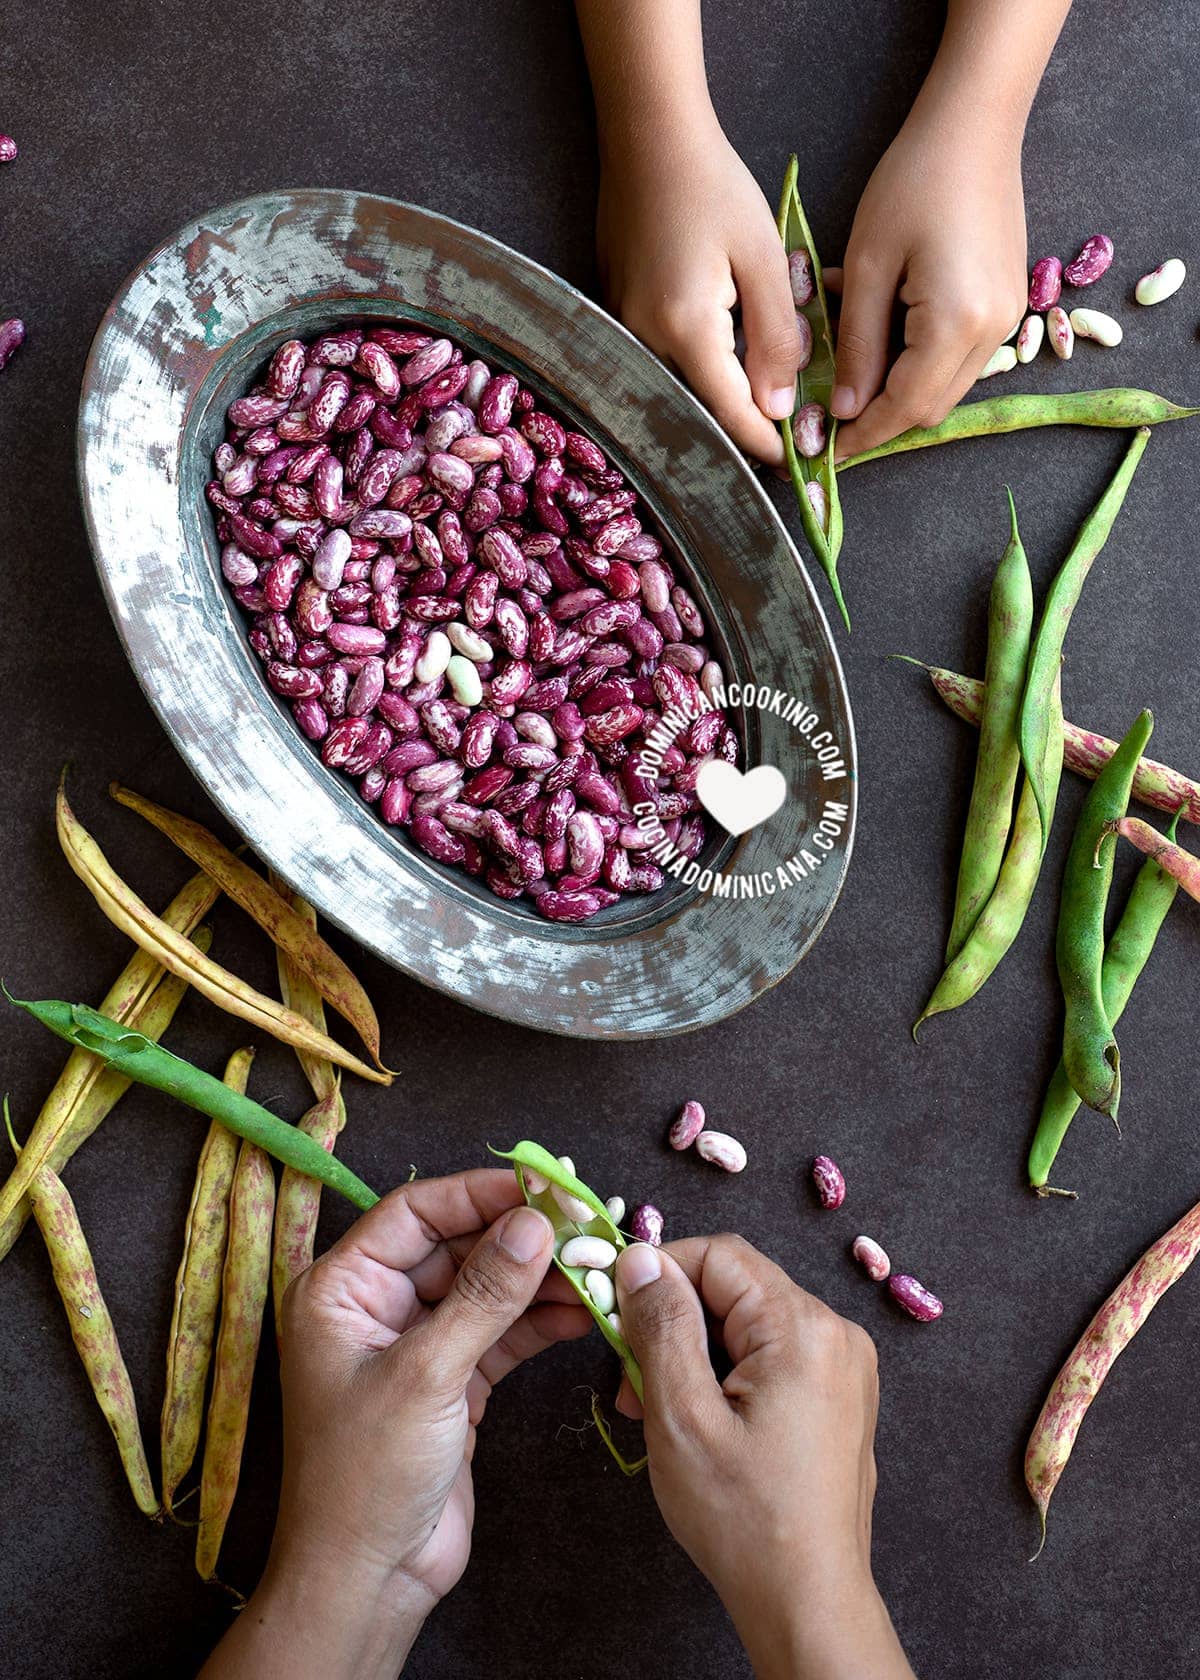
top-left (610, 1234), bottom-right (915, 1678)
top-left (204, 1172), bottom-right (589, 1670)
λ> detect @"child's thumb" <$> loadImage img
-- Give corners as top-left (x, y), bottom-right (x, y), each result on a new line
top-left (737, 241), bottom-right (803, 424)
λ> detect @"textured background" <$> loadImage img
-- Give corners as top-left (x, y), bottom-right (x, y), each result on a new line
top-left (1, 3), bottom-right (1198, 1676)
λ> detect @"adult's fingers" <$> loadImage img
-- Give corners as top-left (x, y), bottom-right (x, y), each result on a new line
top-left (658, 1233), bottom-right (822, 1372)
top-left (830, 247), bottom-right (900, 423)
top-left (399, 1206), bottom-right (556, 1394)
top-left (319, 1169), bottom-right (524, 1280)
top-left (614, 1243), bottom-right (724, 1432)
top-left (734, 238), bottom-right (802, 432)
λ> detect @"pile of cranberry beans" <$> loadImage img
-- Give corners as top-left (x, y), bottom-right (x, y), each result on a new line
top-left (208, 324), bottom-right (736, 922)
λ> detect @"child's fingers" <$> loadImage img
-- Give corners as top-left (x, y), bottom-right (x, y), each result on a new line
top-left (833, 299), bottom-right (981, 460)
top-left (830, 247), bottom-right (899, 421)
top-left (661, 304), bottom-right (786, 466)
top-left (734, 240), bottom-right (802, 430)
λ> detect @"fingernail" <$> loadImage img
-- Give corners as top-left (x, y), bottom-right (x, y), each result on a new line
top-left (498, 1206), bottom-right (551, 1262)
top-left (765, 387), bottom-right (795, 421)
top-left (830, 385), bottom-right (858, 419)
top-left (616, 1243), bottom-right (661, 1293)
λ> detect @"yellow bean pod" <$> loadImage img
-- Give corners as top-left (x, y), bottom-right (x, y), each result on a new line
top-left (6, 1105), bottom-right (159, 1516)
top-left (56, 778), bottom-right (390, 1086)
top-left (196, 1133), bottom-right (275, 1581)
top-left (161, 1047), bottom-right (251, 1517)
top-left (111, 785), bottom-right (390, 1075)
top-left (0, 870), bottom-right (217, 1260)
top-left (269, 878), bottom-right (347, 1339)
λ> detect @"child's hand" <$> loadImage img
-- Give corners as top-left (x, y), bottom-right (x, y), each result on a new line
top-left (597, 114), bottom-right (801, 466)
top-left (202, 1172), bottom-right (589, 1680)
top-left (613, 1235), bottom-right (916, 1680)
top-left (830, 107), bottom-right (1027, 462)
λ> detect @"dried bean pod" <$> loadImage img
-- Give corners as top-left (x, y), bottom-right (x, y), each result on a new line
top-left (7, 1111), bottom-right (159, 1517)
top-left (161, 1047), bottom-right (252, 1514)
top-left (196, 1134), bottom-right (275, 1579)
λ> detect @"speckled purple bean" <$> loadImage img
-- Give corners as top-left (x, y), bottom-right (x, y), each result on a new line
top-left (888, 1275), bottom-right (943, 1323)
top-left (811, 1155), bottom-right (845, 1210)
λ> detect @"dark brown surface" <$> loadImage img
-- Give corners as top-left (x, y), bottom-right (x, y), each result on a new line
top-left (2, 4), bottom-right (1199, 1677)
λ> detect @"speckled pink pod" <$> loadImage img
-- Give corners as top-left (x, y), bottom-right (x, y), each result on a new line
top-left (1025, 1194), bottom-right (1200, 1549)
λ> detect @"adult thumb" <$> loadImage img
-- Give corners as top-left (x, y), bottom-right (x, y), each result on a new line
top-left (416, 1205), bottom-right (555, 1392)
top-left (615, 1244), bottom-right (721, 1429)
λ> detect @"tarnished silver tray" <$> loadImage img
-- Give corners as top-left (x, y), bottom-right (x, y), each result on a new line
top-left (78, 189), bottom-right (855, 1037)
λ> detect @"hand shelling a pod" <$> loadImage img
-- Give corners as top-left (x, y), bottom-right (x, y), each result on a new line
top-left (5, 0), bottom-right (1200, 1675)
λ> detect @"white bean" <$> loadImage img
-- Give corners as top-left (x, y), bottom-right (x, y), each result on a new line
top-left (1135, 258), bottom-right (1186, 306)
top-left (585, 1269), bottom-right (616, 1314)
top-left (523, 1167), bottom-right (549, 1195)
top-left (561, 1235), bottom-right (618, 1271)
top-left (446, 621), bottom-right (493, 661)
top-left (1016, 314), bottom-right (1044, 364)
top-left (414, 629), bottom-right (452, 683)
top-left (606, 1312), bottom-right (623, 1336)
top-left (1068, 307), bottom-right (1122, 348)
top-left (604, 1195), bottom-right (626, 1226)
top-left (695, 1130), bottom-right (748, 1173)
top-left (979, 344), bottom-right (1018, 378)
top-left (445, 653), bottom-right (483, 706)
top-left (551, 1183), bottom-right (595, 1224)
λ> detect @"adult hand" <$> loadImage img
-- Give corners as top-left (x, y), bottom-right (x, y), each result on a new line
top-left (614, 1234), bottom-right (915, 1680)
top-left (202, 1171), bottom-right (590, 1680)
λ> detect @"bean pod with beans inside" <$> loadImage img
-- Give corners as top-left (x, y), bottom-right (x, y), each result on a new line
top-left (1055, 711), bottom-right (1154, 1122)
top-left (1028, 809), bottom-right (1182, 1193)
top-left (211, 325), bottom-right (736, 922)
top-left (894, 661), bottom-right (1200, 827)
top-left (1026, 1187), bottom-right (1200, 1552)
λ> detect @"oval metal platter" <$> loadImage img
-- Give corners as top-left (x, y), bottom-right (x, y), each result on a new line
top-left (78, 189), bottom-right (856, 1038)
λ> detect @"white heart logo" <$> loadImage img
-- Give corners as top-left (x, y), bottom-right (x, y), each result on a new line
top-left (695, 760), bottom-right (787, 837)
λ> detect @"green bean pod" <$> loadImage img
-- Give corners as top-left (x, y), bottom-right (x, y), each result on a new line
top-left (945, 491), bottom-right (1033, 963)
top-left (1029, 810), bottom-right (1181, 1191)
top-left (840, 390), bottom-right (1196, 470)
top-left (6, 996), bottom-right (379, 1211)
top-left (1020, 429), bottom-right (1150, 843)
top-left (777, 154), bottom-right (847, 630)
top-left (0, 933), bottom-right (211, 1264)
top-left (196, 1132), bottom-right (275, 1581)
top-left (915, 673), bottom-right (1064, 1031)
top-left (1057, 710), bottom-right (1155, 1119)
top-left (491, 1142), bottom-right (643, 1403)
top-left (6, 1104), bottom-right (159, 1516)
top-left (161, 1048), bottom-right (251, 1517)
